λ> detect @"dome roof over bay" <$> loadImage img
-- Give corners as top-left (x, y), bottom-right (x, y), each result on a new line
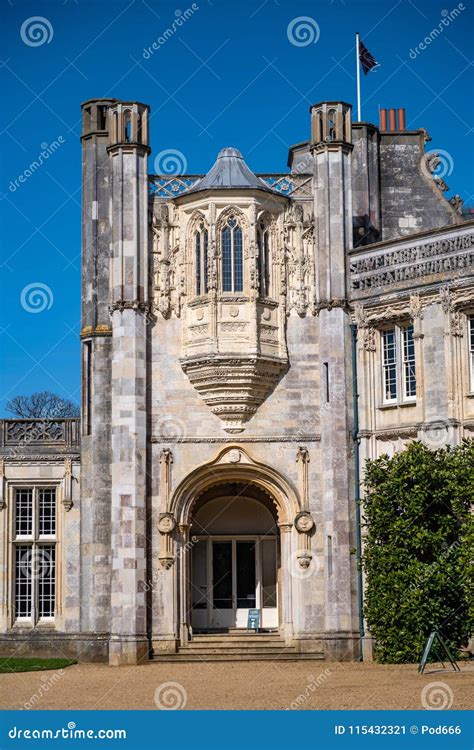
top-left (183, 147), bottom-right (278, 195)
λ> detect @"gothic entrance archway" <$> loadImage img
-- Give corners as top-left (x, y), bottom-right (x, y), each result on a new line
top-left (190, 482), bottom-right (280, 631)
top-left (168, 446), bottom-right (300, 642)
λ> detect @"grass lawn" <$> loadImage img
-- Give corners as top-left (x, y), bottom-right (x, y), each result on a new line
top-left (0, 657), bottom-right (76, 673)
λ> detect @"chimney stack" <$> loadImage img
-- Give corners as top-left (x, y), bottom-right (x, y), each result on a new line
top-left (397, 107), bottom-right (406, 130)
top-left (379, 107), bottom-right (407, 132)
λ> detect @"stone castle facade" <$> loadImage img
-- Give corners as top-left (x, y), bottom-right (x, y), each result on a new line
top-left (1, 98), bottom-right (473, 665)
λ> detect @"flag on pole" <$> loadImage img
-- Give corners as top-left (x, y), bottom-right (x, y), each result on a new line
top-left (358, 39), bottom-right (379, 75)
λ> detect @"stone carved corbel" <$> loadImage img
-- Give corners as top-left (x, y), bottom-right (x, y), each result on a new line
top-left (62, 458), bottom-right (73, 511)
top-left (158, 450), bottom-right (175, 567)
top-left (439, 286), bottom-right (463, 337)
top-left (409, 293), bottom-right (424, 340)
top-left (0, 460), bottom-right (5, 511)
top-left (353, 303), bottom-right (376, 352)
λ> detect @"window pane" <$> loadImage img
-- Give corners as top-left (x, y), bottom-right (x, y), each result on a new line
top-left (212, 542), bottom-right (232, 609)
top-left (402, 325), bottom-right (416, 398)
top-left (222, 226), bottom-right (232, 292)
top-left (15, 545), bottom-right (32, 618)
top-left (15, 489), bottom-right (33, 537)
top-left (236, 541), bottom-right (256, 609)
top-left (382, 329), bottom-right (397, 401)
top-left (38, 545), bottom-right (56, 618)
top-left (233, 226), bottom-right (243, 292)
top-left (261, 539), bottom-right (277, 608)
top-left (39, 489), bottom-right (56, 537)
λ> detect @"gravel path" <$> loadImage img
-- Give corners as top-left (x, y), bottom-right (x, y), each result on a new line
top-left (1, 660), bottom-right (472, 711)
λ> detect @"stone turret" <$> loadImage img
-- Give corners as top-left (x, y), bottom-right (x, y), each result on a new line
top-left (107, 100), bottom-right (151, 666)
top-left (80, 99), bottom-right (115, 646)
top-left (310, 101), bottom-right (359, 657)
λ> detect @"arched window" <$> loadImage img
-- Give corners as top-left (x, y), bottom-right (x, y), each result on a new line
top-left (257, 220), bottom-right (270, 297)
top-left (327, 109), bottom-right (336, 141)
top-left (221, 215), bottom-right (243, 292)
top-left (195, 222), bottom-right (208, 296)
top-left (123, 111), bottom-right (131, 142)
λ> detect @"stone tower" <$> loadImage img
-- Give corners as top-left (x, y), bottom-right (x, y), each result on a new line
top-left (107, 101), bottom-right (151, 666)
top-left (80, 99), bottom-right (151, 665)
top-left (80, 99), bottom-right (115, 645)
top-left (311, 101), bottom-right (358, 655)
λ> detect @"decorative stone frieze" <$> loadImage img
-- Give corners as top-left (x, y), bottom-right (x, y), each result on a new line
top-left (350, 225), bottom-right (474, 297)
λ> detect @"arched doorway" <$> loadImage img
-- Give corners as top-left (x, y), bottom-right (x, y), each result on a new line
top-left (168, 446), bottom-right (301, 643)
top-left (190, 482), bottom-right (279, 631)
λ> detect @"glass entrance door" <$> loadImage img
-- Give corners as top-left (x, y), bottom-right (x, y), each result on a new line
top-left (235, 541), bottom-right (256, 627)
top-left (211, 541), bottom-right (233, 628)
top-left (191, 537), bottom-right (278, 630)
top-left (211, 540), bottom-right (257, 628)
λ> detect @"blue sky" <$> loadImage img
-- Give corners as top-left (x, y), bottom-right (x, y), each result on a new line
top-left (1, 0), bottom-right (473, 416)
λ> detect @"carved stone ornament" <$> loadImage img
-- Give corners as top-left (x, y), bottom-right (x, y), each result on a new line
top-left (181, 354), bottom-right (287, 433)
top-left (294, 511), bottom-right (315, 534)
top-left (158, 513), bottom-right (177, 534)
top-left (353, 303), bottom-right (376, 352)
top-left (296, 550), bottom-right (313, 569)
top-left (62, 457), bottom-right (73, 512)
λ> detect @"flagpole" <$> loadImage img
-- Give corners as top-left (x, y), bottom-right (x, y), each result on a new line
top-left (356, 31), bottom-right (361, 122)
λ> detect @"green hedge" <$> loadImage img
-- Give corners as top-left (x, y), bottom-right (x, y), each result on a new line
top-left (362, 439), bottom-right (473, 664)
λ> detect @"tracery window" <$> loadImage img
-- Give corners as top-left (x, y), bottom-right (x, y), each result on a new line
top-left (13, 487), bottom-right (57, 624)
top-left (381, 324), bottom-right (416, 404)
top-left (221, 216), bottom-right (243, 293)
top-left (195, 222), bottom-right (209, 296)
top-left (257, 220), bottom-right (271, 297)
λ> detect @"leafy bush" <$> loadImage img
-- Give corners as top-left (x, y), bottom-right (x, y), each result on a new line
top-left (362, 440), bottom-right (473, 664)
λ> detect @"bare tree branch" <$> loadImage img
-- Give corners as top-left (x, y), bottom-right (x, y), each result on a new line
top-left (6, 392), bottom-right (80, 419)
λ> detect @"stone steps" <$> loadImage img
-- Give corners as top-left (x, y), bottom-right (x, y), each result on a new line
top-left (151, 652), bottom-right (325, 662)
top-left (150, 632), bottom-right (324, 662)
